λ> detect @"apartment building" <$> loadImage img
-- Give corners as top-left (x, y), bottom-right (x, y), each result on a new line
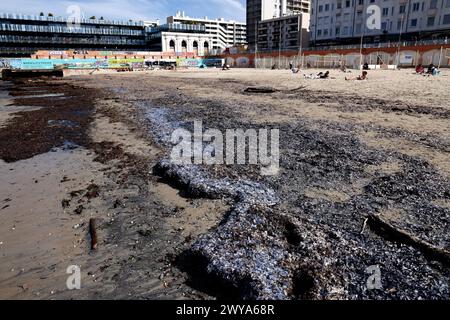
top-left (0, 13), bottom-right (147, 56)
top-left (257, 13), bottom-right (310, 51)
top-left (310, 0), bottom-right (450, 46)
top-left (167, 11), bottom-right (246, 53)
top-left (247, 0), bottom-right (311, 50)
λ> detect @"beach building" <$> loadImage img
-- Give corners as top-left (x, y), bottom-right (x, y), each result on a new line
top-left (0, 12), bottom-right (215, 57)
top-left (167, 11), bottom-right (246, 54)
top-left (146, 23), bottom-right (214, 55)
top-left (0, 13), bottom-right (148, 56)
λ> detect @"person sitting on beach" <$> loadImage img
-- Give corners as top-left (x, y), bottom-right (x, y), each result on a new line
top-left (426, 64), bottom-right (435, 75)
top-left (345, 71), bottom-right (368, 81)
top-left (291, 67), bottom-right (300, 74)
top-left (431, 67), bottom-right (441, 76)
top-left (416, 64), bottom-right (425, 74)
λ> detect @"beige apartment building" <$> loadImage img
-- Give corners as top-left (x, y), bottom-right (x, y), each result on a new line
top-left (310, 0), bottom-right (450, 46)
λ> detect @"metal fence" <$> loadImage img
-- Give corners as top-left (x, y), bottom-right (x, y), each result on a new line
top-left (252, 38), bottom-right (450, 55)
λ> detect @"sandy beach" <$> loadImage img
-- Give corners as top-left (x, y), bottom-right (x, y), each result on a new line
top-left (0, 68), bottom-right (449, 300)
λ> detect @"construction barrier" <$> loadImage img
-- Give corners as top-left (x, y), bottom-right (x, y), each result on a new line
top-left (216, 44), bottom-right (450, 69)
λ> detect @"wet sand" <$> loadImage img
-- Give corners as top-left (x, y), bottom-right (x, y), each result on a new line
top-left (0, 68), bottom-right (449, 300)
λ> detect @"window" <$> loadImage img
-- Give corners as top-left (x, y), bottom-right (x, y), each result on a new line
top-left (427, 16), bottom-right (435, 27)
top-left (444, 14), bottom-right (450, 24)
top-left (410, 19), bottom-right (418, 27)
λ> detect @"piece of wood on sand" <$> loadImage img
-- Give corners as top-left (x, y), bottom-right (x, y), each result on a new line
top-left (368, 213), bottom-right (450, 266)
top-left (89, 218), bottom-right (98, 251)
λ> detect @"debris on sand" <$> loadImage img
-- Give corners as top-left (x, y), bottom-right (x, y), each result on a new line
top-left (74, 205), bottom-right (84, 215)
top-left (244, 87), bottom-right (278, 94)
top-left (143, 79), bottom-right (450, 300)
top-left (85, 184), bottom-right (100, 199)
top-left (89, 218), bottom-right (98, 251)
top-left (61, 199), bottom-right (70, 209)
top-left (368, 213), bottom-right (450, 266)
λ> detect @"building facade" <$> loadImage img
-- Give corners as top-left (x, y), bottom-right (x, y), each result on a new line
top-left (0, 12), bottom-right (221, 57)
top-left (146, 23), bottom-right (214, 55)
top-left (0, 13), bottom-right (147, 56)
top-left (247, 0), bottom-right (311, 50)
top-left (167, 11), bottom-right (246, 53)
top-left (257, 13), bottom-right (310, 52)
top-left (310, 0), bottom-right (450, 46)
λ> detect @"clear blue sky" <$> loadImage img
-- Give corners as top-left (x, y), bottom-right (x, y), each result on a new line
top-left (2, 0), bottom-right (246, 22)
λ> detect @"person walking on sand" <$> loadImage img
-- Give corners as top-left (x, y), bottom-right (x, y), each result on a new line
top-left (345, 71), bottom-right (368, 81)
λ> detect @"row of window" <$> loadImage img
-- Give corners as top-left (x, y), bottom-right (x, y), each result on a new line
top-left (0, 34), bottom-right (144, 45)
top-left (316, 13), bottom-right (450, 37)
top-left (315, 0), bottom-right (450, 14)
top-left (0, 23), bottom-right (143, 36)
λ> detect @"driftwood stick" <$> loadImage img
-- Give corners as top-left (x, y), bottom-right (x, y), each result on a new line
top-left (89, 218), bottom-right (98, 251)
top-left (368, 214), bottom-right (450, 266)
top-left (244, 87), bottom-right (277, 94)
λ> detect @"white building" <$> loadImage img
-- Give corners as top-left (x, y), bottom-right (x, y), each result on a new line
top-left (310, 0), bottom-right (450, 46)
top-left (147, 23), bottom-right (214, 56)
top-left (160, 32), bottom-right (214, 55)
top-left (167, 11), bottom-right (246, 53)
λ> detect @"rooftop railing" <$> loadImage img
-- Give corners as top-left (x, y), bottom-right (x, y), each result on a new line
top-left (146, 23), bottom-right (206, 34)
top-left (0, 13), bottom-right (144, 27)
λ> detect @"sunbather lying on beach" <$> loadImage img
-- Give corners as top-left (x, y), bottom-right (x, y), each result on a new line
top-left (303, 71), bottom-right (330, 79)
top-left (345, 71), bottom-right (368, 81)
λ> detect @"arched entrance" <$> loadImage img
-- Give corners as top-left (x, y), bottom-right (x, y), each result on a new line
top-left (169, 40), bottom-right (175, 52)
top-left (181, 40), bottom-right (187, 53)
top-left (193, 41), bottom-right (198, 56)
top-left (204, 41), bottom-right (209, 55)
